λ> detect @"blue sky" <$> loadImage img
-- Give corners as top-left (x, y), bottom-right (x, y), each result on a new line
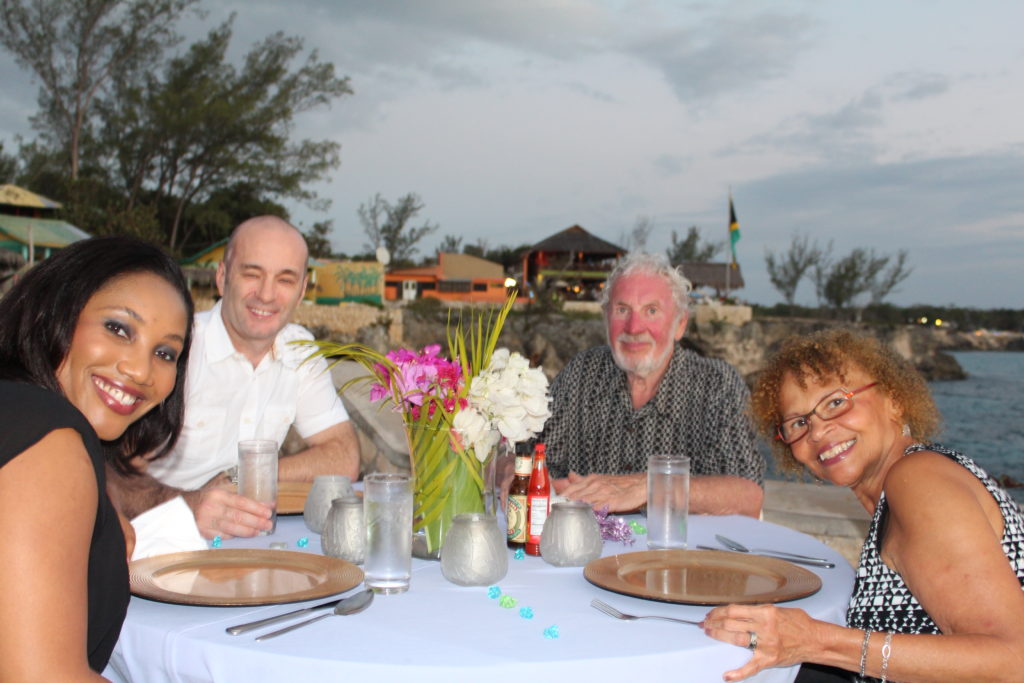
top-left (2, 0), bottom-right (1022, 308)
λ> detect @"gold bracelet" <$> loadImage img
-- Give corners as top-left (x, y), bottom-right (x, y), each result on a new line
top-left (880, 632), bottom-right (893, 682)
top-left (859, 629), bottom-right (872, 677)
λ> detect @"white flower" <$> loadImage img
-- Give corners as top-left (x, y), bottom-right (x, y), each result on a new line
top-left (456, 349), bottom-right (551, 450)
top-left (453, 406), bottom-right (495, 461)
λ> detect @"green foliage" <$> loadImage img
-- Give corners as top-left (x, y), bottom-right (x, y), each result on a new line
top-left (751, 303), bottom-right (1024, 332)
top-left (303, 220), bottom-right (334, 259)
top-left (764, 233), bottom-right (827, 305)
top-left (813, 247), bottom-right (912, 315)
top-left (666, 225), bottom-right (722, 263)
top-left (438, 234), bottom-right (463, 253)
top-left (1, 5), bottom-right (349, 255)
top-left (0, 0), bottom-right (199, 179)
top-left (0, 141), bottom-right (16, 182)
top-left (359, 192), bottom-right (438, 265)
top-left (97, 17), bottom-right (350, 253)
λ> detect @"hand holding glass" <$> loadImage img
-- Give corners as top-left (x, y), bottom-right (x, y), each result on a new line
top-left (237, 440), bottom-right (279, 536)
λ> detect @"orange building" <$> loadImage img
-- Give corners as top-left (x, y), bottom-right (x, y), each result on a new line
top-left (384, 252), bottom-right (509, 303)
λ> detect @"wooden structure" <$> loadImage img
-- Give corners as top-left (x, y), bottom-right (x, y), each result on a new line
top-left (678, 262), bottom-right (745, 297)
top-left (521, 225), bottom-right (624, 300)
top-left (0, 184), bottom-right (90, 265)
top-left (384, 252), bottom-right (508, 303)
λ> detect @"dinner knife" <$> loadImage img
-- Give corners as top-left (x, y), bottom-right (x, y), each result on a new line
top-left (225, 590), bottom-right (358, 635)
top-left (695, 545), bottom-right (835, 569)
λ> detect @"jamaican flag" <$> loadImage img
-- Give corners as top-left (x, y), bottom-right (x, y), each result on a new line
top-left (728, 196), bottom-right (740, 268)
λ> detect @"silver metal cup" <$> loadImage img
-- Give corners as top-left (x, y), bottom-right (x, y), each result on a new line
top-left (440, 513), bottom-right (508, 586)
top-left (321, 496), bottom-right (365, 564)
top-left (539, 501), bottom-right (604, 566)
top-left (304, 475), bottom-right (354, 534)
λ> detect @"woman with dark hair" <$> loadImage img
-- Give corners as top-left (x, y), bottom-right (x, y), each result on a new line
top-left (702, 328), bottom-right (1024, 682)
top-left (0, 236), bottom-right (194, 678)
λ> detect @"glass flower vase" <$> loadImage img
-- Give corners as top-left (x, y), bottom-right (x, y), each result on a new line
top-left (407, 420), bottom-right (486, 559)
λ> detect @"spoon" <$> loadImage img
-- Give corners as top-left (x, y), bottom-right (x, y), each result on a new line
top-left (254, 588), bottom-right (374, 641)
top-left (711, 534), bottom-right (835, 568)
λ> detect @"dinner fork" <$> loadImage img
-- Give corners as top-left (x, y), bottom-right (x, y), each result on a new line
top-left (590, 598), bottom-right (702, 626)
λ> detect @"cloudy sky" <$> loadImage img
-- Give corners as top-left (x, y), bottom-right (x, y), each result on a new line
top-left (2, 0), bottom-right (1022, 308)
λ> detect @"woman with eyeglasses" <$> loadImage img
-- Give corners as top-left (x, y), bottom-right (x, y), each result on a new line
top-left (702, 328), bottom-right (1024, 682)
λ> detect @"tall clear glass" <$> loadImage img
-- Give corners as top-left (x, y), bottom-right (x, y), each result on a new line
top-left (363, 473), bottom-right (413, 594)
top-left (237, 440), bottom-right (279, 536)
top-left (646, 454), bottom-right (689, 549)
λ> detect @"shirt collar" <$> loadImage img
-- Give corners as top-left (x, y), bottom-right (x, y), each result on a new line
top-left (203, 300), bottom-right (239, 364)
top-left (203, 300), bottom-right (293, 369)
top-left (614, 344), bottom-right (685, 417)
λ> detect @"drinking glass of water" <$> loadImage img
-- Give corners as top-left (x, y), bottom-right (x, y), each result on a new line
top-left (237, 440), bottom-right (279, 536)
top-left (646, 454), bottom-right (690, 549)
top-left (363, 473), bottom-right (413, 593)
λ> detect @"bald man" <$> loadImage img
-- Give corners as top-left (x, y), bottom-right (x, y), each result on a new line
top-left (108, 216), bottom-right (360, 538)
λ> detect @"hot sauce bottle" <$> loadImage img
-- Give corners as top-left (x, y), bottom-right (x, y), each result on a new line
top-left (506, 447), bottom-right (533, 549)
top-left (525, 443), bottom-right (550, 556)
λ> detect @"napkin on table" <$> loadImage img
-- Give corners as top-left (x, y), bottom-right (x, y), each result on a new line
top-left (130, 496), bottom-right (208, 561)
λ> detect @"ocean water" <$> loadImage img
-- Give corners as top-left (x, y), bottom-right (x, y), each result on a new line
top-left (930, 351), bottom-right (1024, 505)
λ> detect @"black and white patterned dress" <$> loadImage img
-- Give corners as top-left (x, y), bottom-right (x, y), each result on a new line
top-left (846, 443), bottom-right (1024, 682)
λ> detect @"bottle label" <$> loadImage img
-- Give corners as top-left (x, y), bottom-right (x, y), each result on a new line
top-left (514, 455), bottom-right (532, 476)
top-left (528, 495), bottom-right (550, 541)
top-left (507, 494), bottom-right (528, 542)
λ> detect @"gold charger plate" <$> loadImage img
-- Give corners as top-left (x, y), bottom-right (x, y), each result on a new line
top-left (584, 549), bottom-right (822, 605)
top-left (226, 481), bottom-right (313, 515)
top-left (130, 549), bottom-right (363, 606)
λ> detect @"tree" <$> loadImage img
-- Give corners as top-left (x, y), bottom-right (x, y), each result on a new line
top-left (815, 249), bottom-right (888, 311)
top-left (764, 233), bottom-right (827, 305)
top-left (869, 249), bottom-right (912, 305)
top-left (0, 0), bottom-right (198, 179)
top-left (666, 226), bottom-right (722, 263)
top-left (462, 238), bottom-right (491, 259)
top-left (622, 215), bottom-right (654, 252)
top-left (303, 220), bottom-right (334, 259)
top-left (0, 140), bottom-right (16, 182)
top-left (359, 192), bottom-right (438, 265)
top-left (97, 18), bottom-right (351, 253)
top-left (438, 234), bottom-right (462, 254)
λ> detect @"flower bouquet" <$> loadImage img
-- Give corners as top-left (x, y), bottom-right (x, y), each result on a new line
top-left (303, 293), bottom-right (551, 556)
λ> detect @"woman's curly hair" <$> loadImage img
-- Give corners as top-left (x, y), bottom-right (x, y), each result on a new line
top-left (751, 328), bottom-right (941, 475)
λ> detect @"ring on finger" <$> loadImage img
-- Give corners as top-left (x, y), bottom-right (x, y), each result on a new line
top-left (747, 631), bottom-right (758, 651)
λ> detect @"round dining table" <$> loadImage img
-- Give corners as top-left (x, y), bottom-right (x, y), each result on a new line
top-left (105, 513), bottom-right (855, 683)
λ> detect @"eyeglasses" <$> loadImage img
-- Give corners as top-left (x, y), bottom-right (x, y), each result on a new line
top-left (776, 382), bottom-right (878, 445)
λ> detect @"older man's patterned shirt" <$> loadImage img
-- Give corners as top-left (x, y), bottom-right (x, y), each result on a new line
top-left (541, 345), bottom-right (764, 483)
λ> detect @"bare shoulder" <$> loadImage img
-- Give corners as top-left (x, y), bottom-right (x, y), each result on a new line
top-left (884, 447), bottom-right (1000, 541)
top-left (884, 448), bottom-right (979, 503)
top-left (0, 428), bottom-right (96, 509)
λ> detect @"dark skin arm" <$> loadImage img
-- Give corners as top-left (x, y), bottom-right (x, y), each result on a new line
top-left (0, 429), bottom-right (109, 681)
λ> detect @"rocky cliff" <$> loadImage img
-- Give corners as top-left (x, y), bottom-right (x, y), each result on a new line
top-left (390, 308), bottom-right (968, 383)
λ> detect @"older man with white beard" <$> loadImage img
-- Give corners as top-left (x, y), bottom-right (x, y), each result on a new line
top-left (543, 253), bottom-right (764, 516)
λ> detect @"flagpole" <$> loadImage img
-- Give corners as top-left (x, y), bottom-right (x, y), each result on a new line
top-left (725, 190), bottom-right (731, 298)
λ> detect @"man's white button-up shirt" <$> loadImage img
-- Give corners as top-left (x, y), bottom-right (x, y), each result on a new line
top-left (147, 301), bottom-right (348, 490)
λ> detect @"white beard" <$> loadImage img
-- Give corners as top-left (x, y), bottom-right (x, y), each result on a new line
top-left (610, 333), bottom-right (674, 379)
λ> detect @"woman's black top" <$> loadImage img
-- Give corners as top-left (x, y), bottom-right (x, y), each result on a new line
top-left (0, 380), bottom-right (129, 672)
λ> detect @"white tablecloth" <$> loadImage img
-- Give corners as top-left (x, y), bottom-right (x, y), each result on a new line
top-left (106, 514), bottom-right (855, 683)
